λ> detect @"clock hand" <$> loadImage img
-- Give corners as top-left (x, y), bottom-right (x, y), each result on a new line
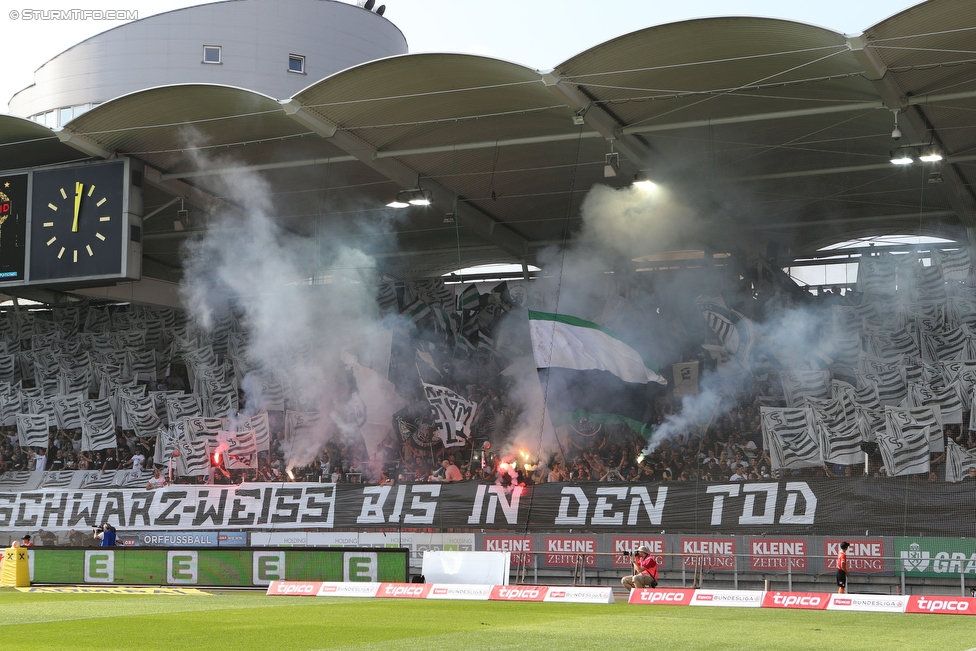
top-left (72, 182), bottom-right (82, 233)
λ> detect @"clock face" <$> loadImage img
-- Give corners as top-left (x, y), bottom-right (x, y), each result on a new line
top-left (29, 161), bottom-right (126, 282)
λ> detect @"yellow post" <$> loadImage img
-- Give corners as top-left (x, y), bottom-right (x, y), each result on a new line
top-left (0, 546), bottom-right (30, 587)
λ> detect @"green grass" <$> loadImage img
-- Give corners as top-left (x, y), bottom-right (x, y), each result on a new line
top-left (2, 589), bottom-right (975, 651)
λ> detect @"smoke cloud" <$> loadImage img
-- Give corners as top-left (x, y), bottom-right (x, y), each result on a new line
top-left (177, 145), bottom-right (395, 471)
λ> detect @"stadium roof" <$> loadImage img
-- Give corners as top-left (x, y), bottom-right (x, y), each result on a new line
top-left (1, 0), bottom-right (975, 288)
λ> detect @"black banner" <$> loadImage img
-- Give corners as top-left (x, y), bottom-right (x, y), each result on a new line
top-left (1, 480), bottom-right (973, 537)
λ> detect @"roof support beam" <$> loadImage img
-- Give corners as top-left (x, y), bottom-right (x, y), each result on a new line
top-left (280, 99), bottom-right (530, 261)
top-left (733, 153), bottom-right (976, 182)
top-left (848, 33), bottom-right (976, 229)
top-left (53, 128), bottom-right (112, 159)
top-left (621, 101), bottom-right (884, 135)
top-left (53, 127), bottom-right (239, 218)
top-left (616, 90), bottom-right (976, 137)
top-left (541, 71), bottom-right (652, 169)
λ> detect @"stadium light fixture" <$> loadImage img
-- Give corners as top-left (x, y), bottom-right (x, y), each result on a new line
top-left (919, 146), bottom-right (944, 163)
top-left (387, 189), bottom-right (432, 208)
top-left (604, 152), bottom-right (619, 178)
top-left (890, 147), bottom-right (914, 165)
top-left (633, 171), bottom-right (657, 191)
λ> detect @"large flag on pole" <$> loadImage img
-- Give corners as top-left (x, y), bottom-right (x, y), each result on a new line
top-left (529, 310), bottom-right (665, 437)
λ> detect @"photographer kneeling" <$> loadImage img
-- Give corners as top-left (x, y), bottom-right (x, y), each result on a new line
top-left (621, 545), bottom-right (658, 591)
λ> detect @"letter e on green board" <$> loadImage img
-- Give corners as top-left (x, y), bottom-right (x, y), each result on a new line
top-left (84, 551), bottom-right (114, 583)
top-left (252, 551), bottom-right (285, 585)
top-left (167, 551), bottom-right (198, 584)
top-left (344, 552), bottom-right (377, 582)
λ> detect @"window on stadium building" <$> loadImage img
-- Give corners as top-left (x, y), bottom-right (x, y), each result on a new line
top-left (203, 45), bottom-right (221, 64)
top-left (288, 54), bottom-right (306, 74)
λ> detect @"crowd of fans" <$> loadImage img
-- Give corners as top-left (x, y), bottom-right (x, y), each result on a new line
top-left (4, 370), bottom-right (971, 487)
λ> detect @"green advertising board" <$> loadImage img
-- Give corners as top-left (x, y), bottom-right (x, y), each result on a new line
top-left (30, 548), bottom-right (407, 587)
top-left (894, 537), bottom-right (976, 578)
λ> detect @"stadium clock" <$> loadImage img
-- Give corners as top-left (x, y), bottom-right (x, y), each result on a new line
top-left (28, 160), bottom-right (141, 284)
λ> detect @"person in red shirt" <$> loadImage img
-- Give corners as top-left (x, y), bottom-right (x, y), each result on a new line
top-left (837, 541), bottom-right (850, 594)
top-left (621, 545), bottom-right (659, 591)
top-left (20, 535), bottom-right (33, 547)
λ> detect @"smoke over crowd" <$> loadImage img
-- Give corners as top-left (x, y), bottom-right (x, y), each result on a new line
top-left (172, 139), bottom-right (845, 481)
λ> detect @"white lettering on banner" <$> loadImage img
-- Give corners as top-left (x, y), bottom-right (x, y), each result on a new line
top-left (824, 540), bottom-right (886, 573)
top-left (683, 540), bottom-right (733, 555)
top-left (266, 581), bottom-right (319, 596)
top-left (546, 538), bottom-right (595, 553)
top-left (0, 484), bottom-right (338, 531)
top-left (553, 486), bottom-right (667, 526)
top-left (466, 485), bottom-right (523, 525)
top-left (751, 541), bottom-right (804, 555)
top-left (356, 485), bottom-right (440, 525)
top-left (630, 589), bottom-right (694, 605)
top-left (485, 538), bottom-right (531, 553)
top-left (378, 583), bottom-right (430, 599)
top-left (705, 482), bottom-right (816, 527)
top-left (739, 484), bottom-right (777, 525)
top-left (681, 538), bottom-right (735, 570)
top-left (167, 551), bottom-right (198, 585)
top-left (914, 597), bottom-right (972, 613)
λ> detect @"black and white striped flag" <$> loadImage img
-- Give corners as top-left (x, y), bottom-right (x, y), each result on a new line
top-left (16, 413), bottom-right (49, 448)
top-left (284, 411), bottom-right (321, 441)
top-left (175, 439), bottom-right (211, 476)
top-left (880, 406), bottom-right (936, 476)
top-left (857, 253), bottom-right (897, 296)
top-left (780, 370), bottom-right (830, 408)
top-left (869, 329), bottom-right (919, 359)
top-left (216, 430), bottom-right (257, 469)
top-left (0, 354), bottom-right (17, 384)
top-left (27, 395), bottom-right (58, 427)
top-left (243, 371), bottom-right (285, 412)
top-left (945, 439), bottom-right (976, 482)
top-left (0, 391), bottom-right (23, 427)
top-left (80, 399), bottom-right (117, 452)
top-left (52, 394), bottom-right (84, 430)
top-left (909, 382), bottom-right (962, 426)
top-left (184, 416), bottom-right (224, 439)
top-left (761, 407), bottom-right (821, 470)
top-left (933, 247), bottom-right (972, 282)
top-left (856, 369), bottom-right (907, 406)
top-left (924, 326), bottom-right (971, 362)
top-left (204, 378), bottom-right (238, 419)
top-left (124, 349), bottom-right (157, 382)
top-left (237, 411), bottom-right (270, 451)
top-left (121, 395), bottom-right (163, 438)
top-left (165, 394), bottom-right (201, 423)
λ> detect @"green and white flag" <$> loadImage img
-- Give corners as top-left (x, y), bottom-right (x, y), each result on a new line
top-left (528, 310), bottom-right (665, 385)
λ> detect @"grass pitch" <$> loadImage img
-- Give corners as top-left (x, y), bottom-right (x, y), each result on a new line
top-left (2, 588), bottom-right (975, 651)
